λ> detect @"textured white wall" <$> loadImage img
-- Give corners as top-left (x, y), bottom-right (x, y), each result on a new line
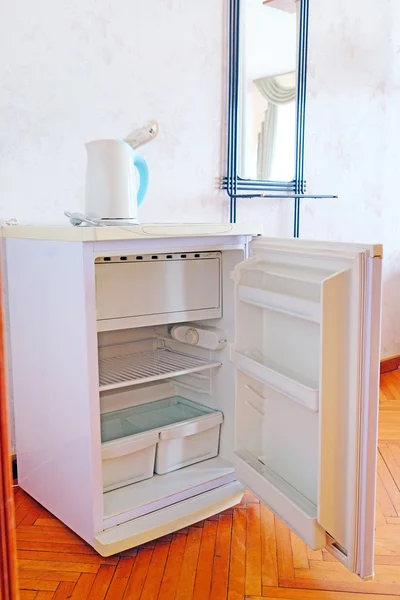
top-left (303, 0), bottom-right (400, 359)
top-left (0, 0), bottom-right (227, 225)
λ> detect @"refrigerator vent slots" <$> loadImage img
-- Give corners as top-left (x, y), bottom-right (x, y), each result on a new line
top-left (99, 347), bottom-right (222, 391)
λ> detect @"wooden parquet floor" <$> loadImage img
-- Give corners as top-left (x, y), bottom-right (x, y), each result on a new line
top-left (14, 370), bottom-right (400, 599)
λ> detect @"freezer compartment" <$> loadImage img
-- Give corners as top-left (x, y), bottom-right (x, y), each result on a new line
top-left (101, 431), bottom-right (158, 492)
top-left (100, 396), bottom-right (223, 489)
top-left (95, 252), bottom-right (222, 331)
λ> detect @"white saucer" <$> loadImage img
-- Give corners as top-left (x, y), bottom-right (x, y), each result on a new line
top-left (65, 212), bottom-right (140, 227)
top-left (97, 218), bottom-right (139, 226)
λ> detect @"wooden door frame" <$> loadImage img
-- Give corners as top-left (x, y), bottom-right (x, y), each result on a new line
top-left (0, 266), bottom-right (18, 599)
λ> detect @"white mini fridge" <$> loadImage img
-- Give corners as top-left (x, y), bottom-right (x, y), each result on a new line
top-left (4, 224), bottom-right (382, 580)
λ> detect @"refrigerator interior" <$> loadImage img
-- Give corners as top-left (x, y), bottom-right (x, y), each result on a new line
top-left (95, 249), bottom-right (243, 526)
top-left (95, 245), bottom-right (348, 536)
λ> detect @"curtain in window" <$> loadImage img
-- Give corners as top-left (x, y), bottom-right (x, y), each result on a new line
top-left (254, 75), bottom-right (296, 180)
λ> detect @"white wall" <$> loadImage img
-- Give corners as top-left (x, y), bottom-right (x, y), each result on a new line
top-left (303, 0), bottom-right (400, 359)
top-left (0, 0), bottom-right (227, 225)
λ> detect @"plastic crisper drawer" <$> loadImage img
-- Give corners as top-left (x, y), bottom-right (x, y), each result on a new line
top-left (101, 397), bottom-right (222, 442)
top-left (101, 397), bottom-right (223, 478)
top-left (101, 429), bottom-right (158, 492)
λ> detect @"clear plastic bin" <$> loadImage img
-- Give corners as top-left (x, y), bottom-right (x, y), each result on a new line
top-left (100, 396), bottom-right (223, 487)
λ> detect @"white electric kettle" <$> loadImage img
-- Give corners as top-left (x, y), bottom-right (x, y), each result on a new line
top-left (84, 139), bottom-right (149, 224)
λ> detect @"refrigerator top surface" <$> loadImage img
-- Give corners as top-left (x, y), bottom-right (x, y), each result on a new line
top-left (0, 223), bottom-right (263, 242)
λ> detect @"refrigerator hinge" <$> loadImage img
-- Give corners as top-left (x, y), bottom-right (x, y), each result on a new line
top-left (326, 533), bottom-right (348, 558)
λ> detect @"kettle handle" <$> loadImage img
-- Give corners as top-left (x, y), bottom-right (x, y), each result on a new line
top-left (133, 154), bottom-right (149, 207)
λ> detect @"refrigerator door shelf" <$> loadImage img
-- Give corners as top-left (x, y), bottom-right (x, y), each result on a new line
top-left (233, 238), bottom-right (381, 579)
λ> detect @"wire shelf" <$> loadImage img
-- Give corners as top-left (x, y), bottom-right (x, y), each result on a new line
top-left (99, 348), bottom-right (221, 392)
